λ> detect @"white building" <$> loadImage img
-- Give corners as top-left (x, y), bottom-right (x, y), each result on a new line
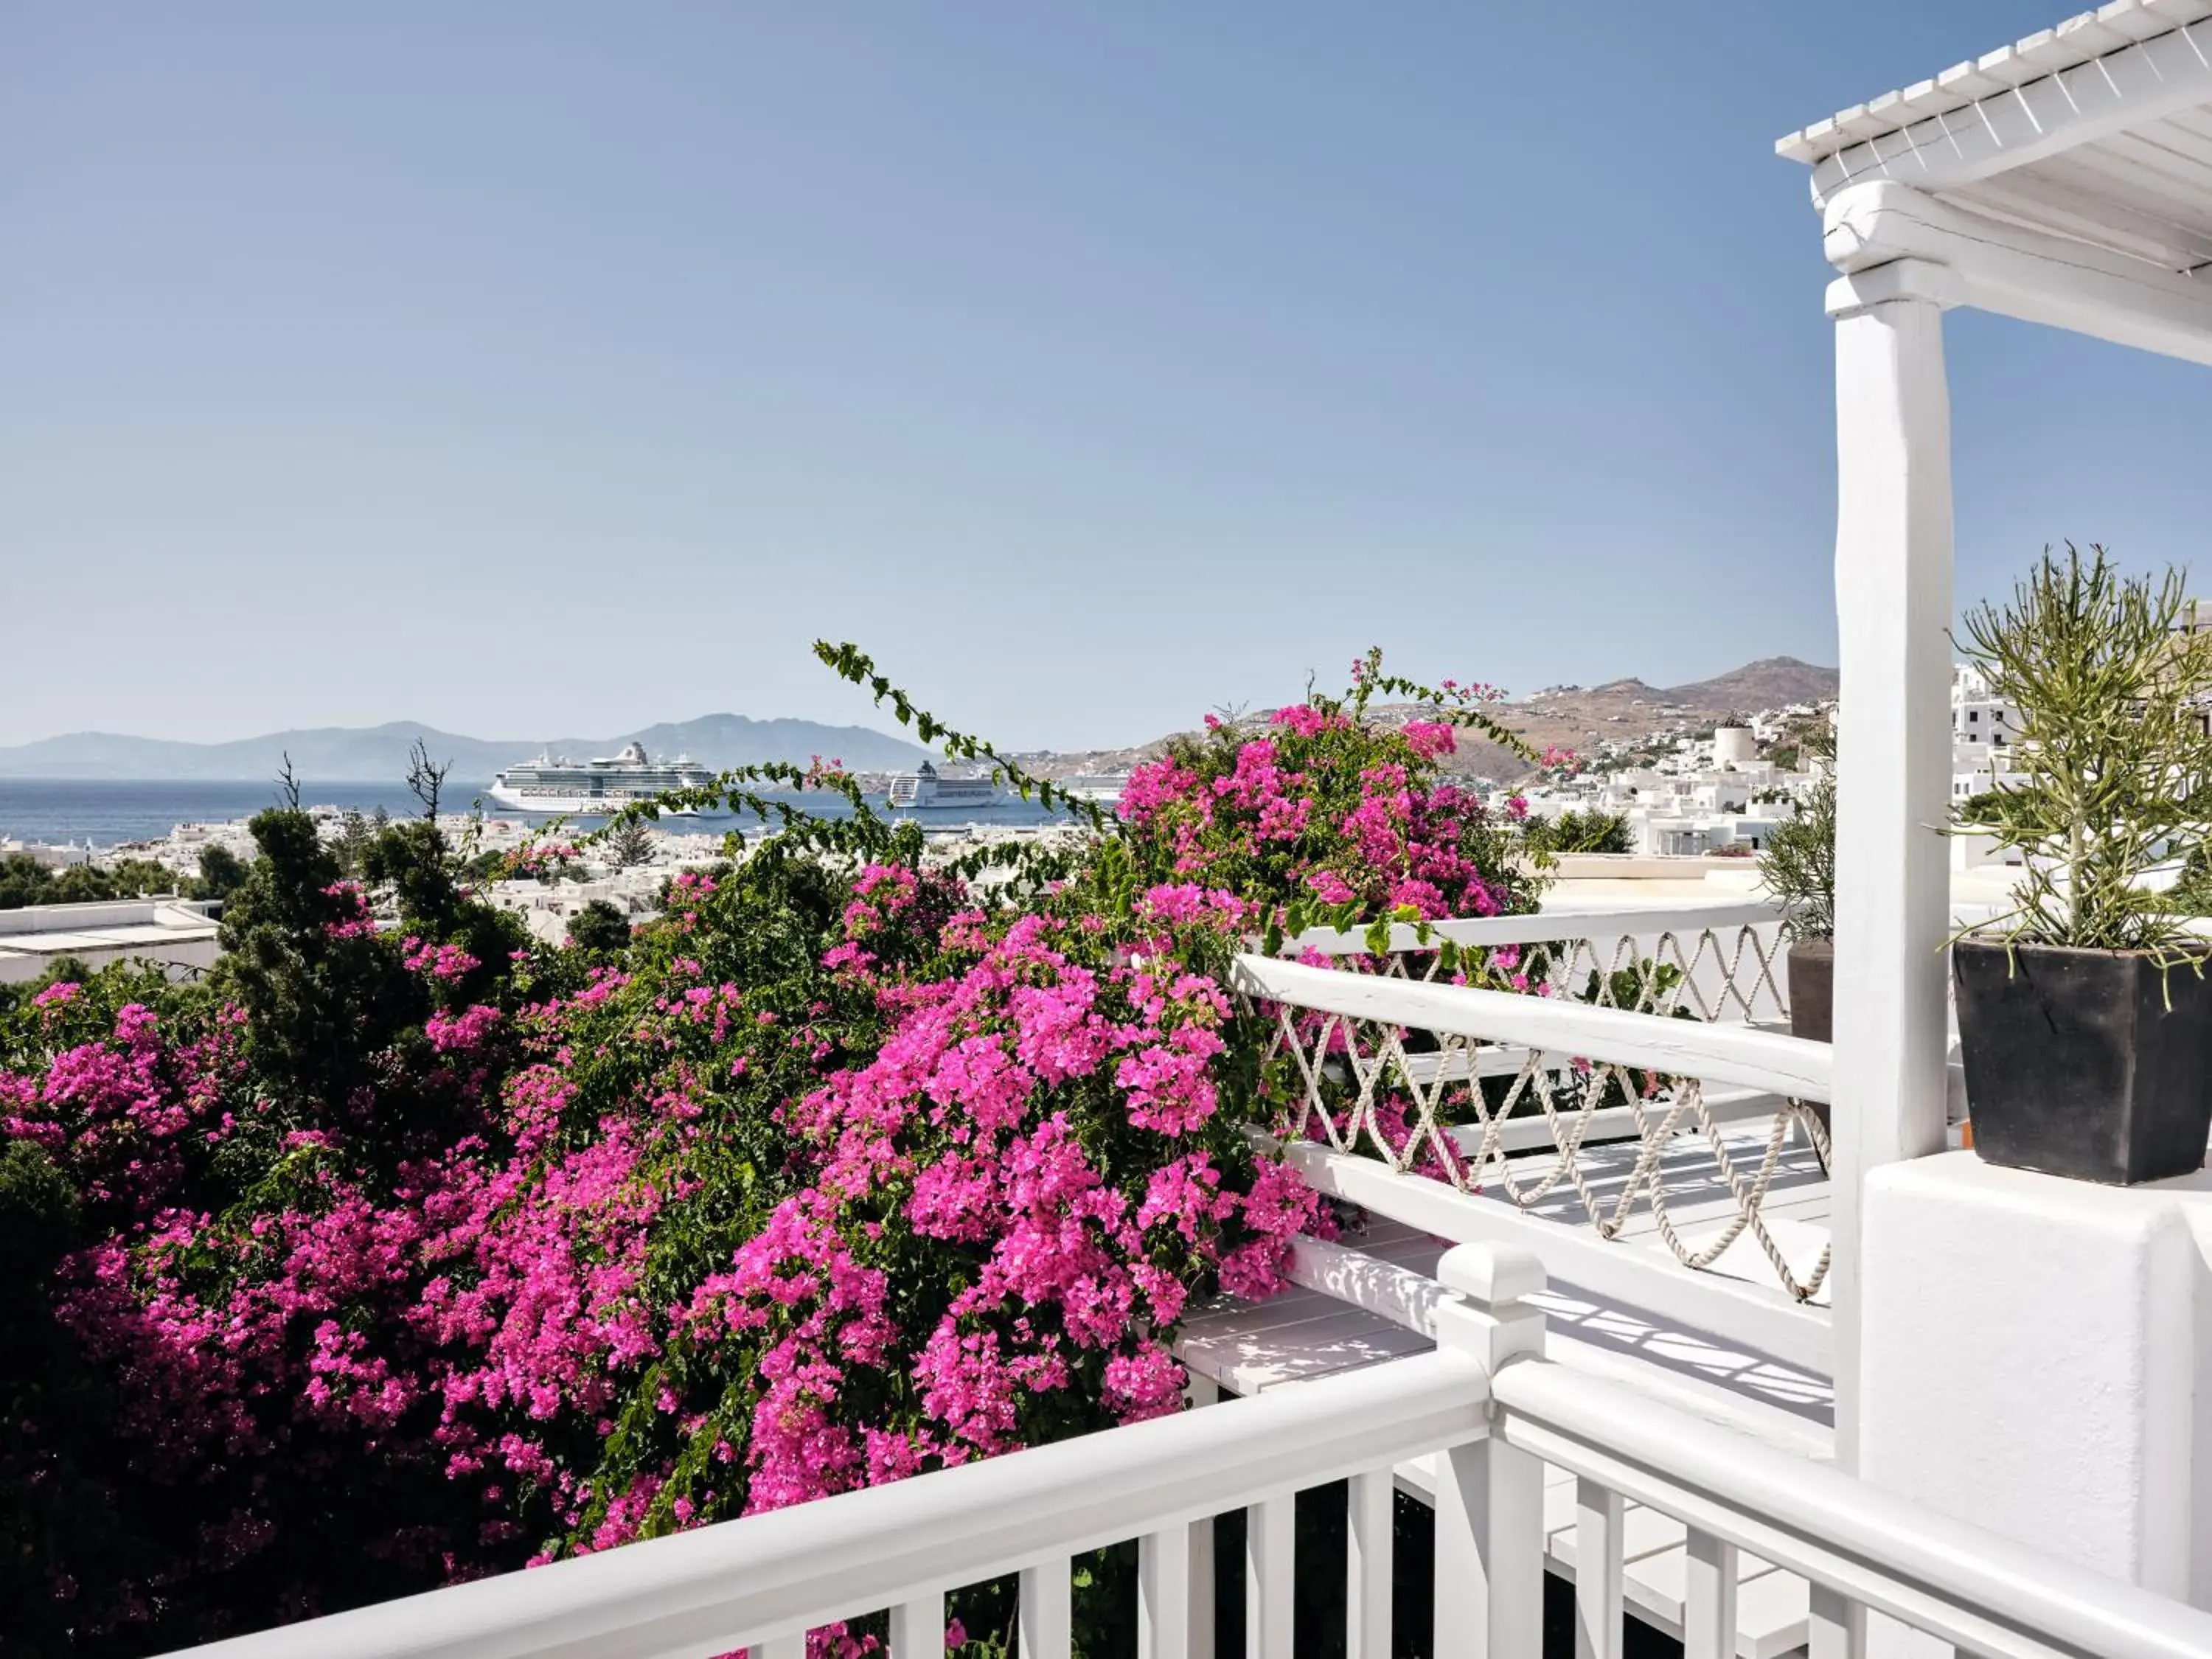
top-left (1526, 706), bottom-right (1823, 857)
top-left (1711, 719), bottom-right (1759, 766)
top-left (0, 897), bottom-right (223, 985)
top-left (1949, 663), bottom-right (2019, 762)
top-left (0, 837), bottom-right (92, 869)
top-left (1950, 663), bottom-right (2032, 804)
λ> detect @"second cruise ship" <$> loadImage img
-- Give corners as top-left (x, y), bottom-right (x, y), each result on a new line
top-left (885, 761), bottom-right (1005, 812)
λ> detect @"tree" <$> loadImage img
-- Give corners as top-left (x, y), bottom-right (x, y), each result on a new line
top-left (0, 854), bottom-right (58, 909)
top-left (215, 807), bottom-right (421, 1124)
top-left (603, 816), bottom-right (656, 869)
top-left (333, 810), bottom-right (377, 874)
top-left (406, 739), bottom-right (451, 820)
top-left (1527, 809), bottom-right (1632, 855)
top-left (566, 899), bottom-right (633, 953)
top-left (1, 855), bottom-right (177, 911)
top-left (189, 844), bottom-right (251, 901)
top-left (89, 858), bottom-right (178, 899)
top-left (1761, 721), bottom-right (1836, 939)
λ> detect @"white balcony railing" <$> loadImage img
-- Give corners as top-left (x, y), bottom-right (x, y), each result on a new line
top-left (1239, 904), bottom-right (1833, 1366)
top-left (1281, 901), bottom-right (1795, 1026)
top-left (164, 1243), bottom-right (2212, 1659)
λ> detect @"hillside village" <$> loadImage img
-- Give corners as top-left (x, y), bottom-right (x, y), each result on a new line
top-left (10, 653), bottom-right (2053, 964)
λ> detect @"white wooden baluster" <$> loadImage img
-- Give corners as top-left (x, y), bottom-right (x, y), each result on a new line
top-left (1682, 1528), bottom-right (1737, 1659)
top-left (892, 1593), bottom-right (947, 1659)
top-left (758, 1635), bottom-right (807, 1659)
top-left (1808, 1582), bottom-right (1868, 1659)
top-left (1190, 1514), bottom-right (1217, 1659)
top-left (1574, 1480), bottom-right (1624, 1659)
top-left (1184, 1376), bottom-right (1220, 1659)
top-left (1346, 1469), bottom-right (1393, 1659)
top-left (1140, 1524), bottom-right (1192, 1659)
top-left (1432, 1244), bottom-right (1549, 1659)
top-left (1020, 1558), bottom-right (1072, 1659)
top-left (1246, 1495), bottom-right (1295, 1659)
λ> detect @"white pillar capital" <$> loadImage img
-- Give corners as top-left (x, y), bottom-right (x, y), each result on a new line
top-left (1826, 257), bottom-right (1962, 321)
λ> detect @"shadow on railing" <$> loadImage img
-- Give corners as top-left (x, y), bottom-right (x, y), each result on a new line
top-left (160, 1244), bottom-right (2212, 1659)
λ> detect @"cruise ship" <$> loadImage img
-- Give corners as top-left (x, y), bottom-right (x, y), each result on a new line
top-left (487, 742), bottom-right (715, 815)
top-left (885, 762), bottom-right (1005, 812)
top-left (1060, 773), bottom-right (1130, 809)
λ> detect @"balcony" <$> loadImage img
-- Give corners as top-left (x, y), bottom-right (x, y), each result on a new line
top-left (100, 4), bottom-right (2212, 1654)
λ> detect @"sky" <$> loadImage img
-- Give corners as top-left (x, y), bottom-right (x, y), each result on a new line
top-left (4, 2), bottom-right (2209, 754)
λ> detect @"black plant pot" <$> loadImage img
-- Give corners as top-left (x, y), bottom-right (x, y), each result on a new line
top-left (1786, 939), bottom-right (1834, 1141)
top-left (1787, 939), bottom-right (1834, 1044)
top-left (1954, 939), bottom-right (2212, 1186)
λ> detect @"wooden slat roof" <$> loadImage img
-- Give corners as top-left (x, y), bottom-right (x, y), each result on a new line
top-left (1777, 1), bottom-right (2212, 165)
top-left (1777, 1), bottom-right (2212, 276)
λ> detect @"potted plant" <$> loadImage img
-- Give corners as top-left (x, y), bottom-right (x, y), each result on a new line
top-left (1759, 720), bottom-right (1836, 1046)
top-left (1951, 546), bottom-right (2212, 1185)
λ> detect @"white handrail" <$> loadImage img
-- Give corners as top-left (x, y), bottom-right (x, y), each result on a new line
top-left (144, 1238), bottom-right (2212, 1659)
top-left (1286, 1232), bottom-right (1461, 1333)
top-left (1231, 953), bottom-right (1832, 1102)
top-left (1491, 1358), bottom-right (2212, 1659)
top-left (1281, 901), bottom-right (1785, 956)
top-left (169, 1350), bottom-right (1489, 1659)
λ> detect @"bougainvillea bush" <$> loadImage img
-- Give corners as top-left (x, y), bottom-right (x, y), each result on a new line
top-left (0, 648), bottom-right (1541, 1656)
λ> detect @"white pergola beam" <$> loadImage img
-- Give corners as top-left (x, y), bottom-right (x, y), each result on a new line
top-left (1808, 15), bottom-right (2212, 206)
top-left (1823, 179), bottom-right (2212, 366)
top-left (1956, 168), bottom-right (2212, 273)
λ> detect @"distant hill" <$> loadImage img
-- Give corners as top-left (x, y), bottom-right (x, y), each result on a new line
top-left (1012, 655), bottom-right (1844, 789)
top-left (0, 716), bottom-right (932, 782)
top-left (1658, 656), bottom-right (1838, 711)
top-left (1307, 655), bottom-right (1842, 784)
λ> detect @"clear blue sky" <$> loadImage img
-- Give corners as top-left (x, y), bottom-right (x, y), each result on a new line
top-left (5, 3), bottom-right (2208, 752)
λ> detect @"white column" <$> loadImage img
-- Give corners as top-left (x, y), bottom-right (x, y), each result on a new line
top-left (1824, 260), bottom-right (1956, 1472)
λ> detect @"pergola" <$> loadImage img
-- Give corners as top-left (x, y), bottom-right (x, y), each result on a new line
top-left (1776, 0), bottom-right (2212, 1470)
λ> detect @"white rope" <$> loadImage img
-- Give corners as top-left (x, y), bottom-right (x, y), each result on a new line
top-left (1259, 923), bottom-right (1829, 1303)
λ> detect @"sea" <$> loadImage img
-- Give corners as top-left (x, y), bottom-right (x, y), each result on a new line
top-left (0, 779), bottom-right (1077, 849)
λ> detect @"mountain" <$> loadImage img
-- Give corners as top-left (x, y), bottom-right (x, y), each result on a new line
top-left (0, 717), bottom-right (932, 782)
top-left (1323, 655), bottom-right (1840, 784)
top-left (1656, 656), bottom-right (1838, 711)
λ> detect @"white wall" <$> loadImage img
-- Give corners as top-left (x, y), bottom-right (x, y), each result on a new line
top-left (1860, 1154), bottom-right (2212, 1625)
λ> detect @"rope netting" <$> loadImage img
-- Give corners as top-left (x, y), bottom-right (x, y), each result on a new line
top-left (1260, 921), bottom-right (1831, 1304)
top-left (1356, 922), bottom-right (1793, 1026)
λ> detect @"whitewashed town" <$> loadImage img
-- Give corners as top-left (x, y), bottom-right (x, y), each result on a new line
top-left (0, 658), bottom-right (2068, 986)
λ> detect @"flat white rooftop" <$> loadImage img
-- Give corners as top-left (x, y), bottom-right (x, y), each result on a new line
top-left (0, 898), bottom-right (221, 984)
